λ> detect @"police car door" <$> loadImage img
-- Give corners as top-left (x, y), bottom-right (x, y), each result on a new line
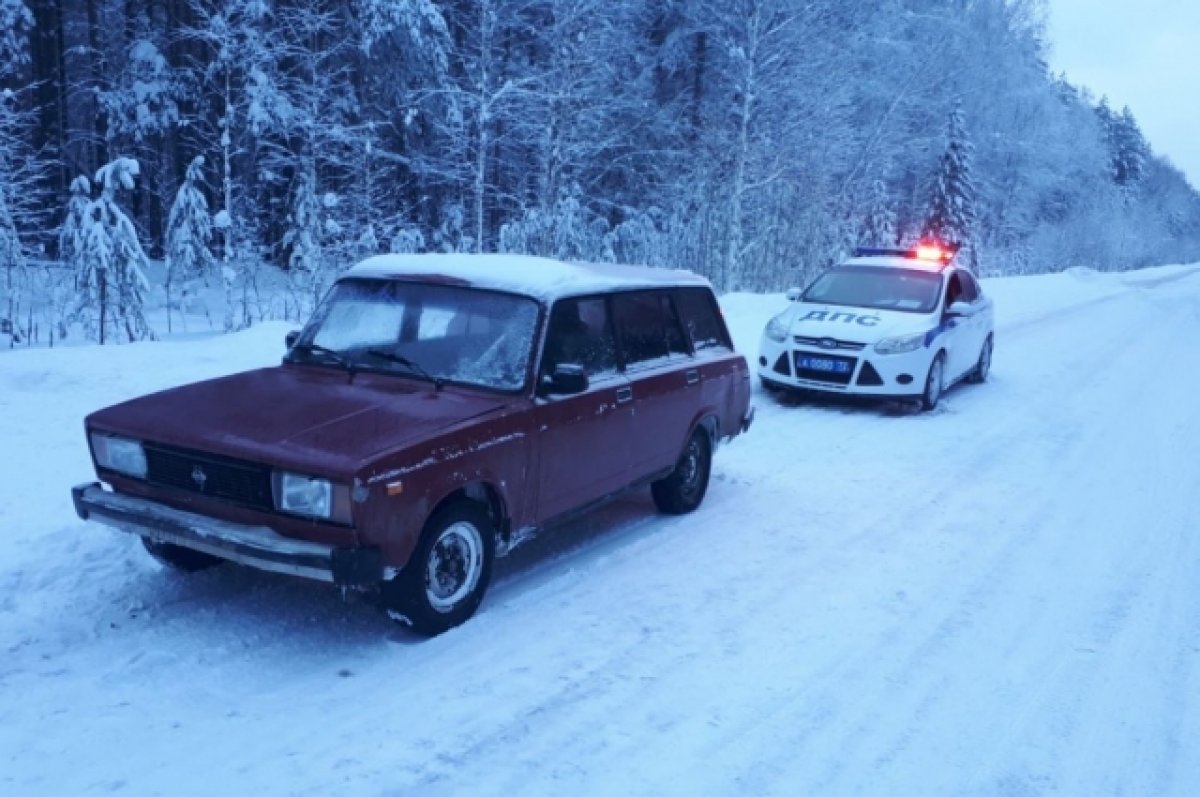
top-left (942, 270), bottom-right (974, 380)
top-left (956, 270), bottom-right (988, 370)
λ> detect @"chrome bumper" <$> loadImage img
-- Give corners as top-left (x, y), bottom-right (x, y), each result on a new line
top-left (72, 482), bottom-right (382, 587)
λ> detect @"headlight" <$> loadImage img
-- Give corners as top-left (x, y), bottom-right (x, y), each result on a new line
top-left (764, 313), bottom-right (790, 343)
top-left (274, 471), bottom-right (352, 523)
top-left (90, 433), bottom-right (147, 479)
top-left (874, 332), bottom-right (926, 355)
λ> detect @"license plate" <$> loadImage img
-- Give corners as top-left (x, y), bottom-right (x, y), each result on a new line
top-left (797, 355), bottom-right (851, 374)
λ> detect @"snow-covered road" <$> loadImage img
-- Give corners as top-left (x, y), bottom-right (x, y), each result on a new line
top-left (2, 266), bottom-right (1199, 795)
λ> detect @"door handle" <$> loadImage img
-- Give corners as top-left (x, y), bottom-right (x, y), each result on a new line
top-left (685, 369), bottom-right (700, 385)
top-left (615, 386), bottom-right (633, 404)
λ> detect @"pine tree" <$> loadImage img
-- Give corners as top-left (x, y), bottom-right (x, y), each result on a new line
top-left (60, 176), bottom-right (91, 286)
top-left (860, 179), bottom-right (897, 247)
top-left (165, 156), bottom-right (216, 331)
top-left (1111, 106), bottom-right (1148, 190)
top-left (76, 158), bottom-right (155, 344)
top-left (923, 103), bottom-right (978, 265)
top-left (281, 164), bottom-right (329, 319)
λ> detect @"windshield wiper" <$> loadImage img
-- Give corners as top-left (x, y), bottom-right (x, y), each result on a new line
top-left (290, 341), bottom-right (352, 370)
top-left (366, 348), bottom-right (445, 390)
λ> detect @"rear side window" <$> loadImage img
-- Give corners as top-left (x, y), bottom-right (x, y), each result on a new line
top-left (612, 291), bottom-right (689, 368)
top-left (675, 287), bottom-right (732, 352)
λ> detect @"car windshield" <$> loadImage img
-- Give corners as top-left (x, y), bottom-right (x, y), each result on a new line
top-left (288, 278), bottom-right (540, 392)
top-left (802, 265), bottom-right (943, 313)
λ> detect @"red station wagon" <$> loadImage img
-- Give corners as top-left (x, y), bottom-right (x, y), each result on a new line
top-left (73, 255), bottom-right (754, 634)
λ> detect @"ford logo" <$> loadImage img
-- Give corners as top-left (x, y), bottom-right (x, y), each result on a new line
top-left (191, 465), bottom-right (208, 490)
top-left (818, 337), bottom-right (838, 350)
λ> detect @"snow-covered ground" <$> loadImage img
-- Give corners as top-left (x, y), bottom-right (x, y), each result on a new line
top-left (2, 264), bottom-right (1199, 795)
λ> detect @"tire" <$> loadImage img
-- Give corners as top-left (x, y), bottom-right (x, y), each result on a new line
top-left (141, 537), bottom-right (224, 572)
top-left (381, 501), bottom-right (495, 636)
top-left (921, 352), bottom-right (946, 412)
top-left (652, 429), bottom-right (713, 514)
top-left (968, 335), bottom-right (993, 384)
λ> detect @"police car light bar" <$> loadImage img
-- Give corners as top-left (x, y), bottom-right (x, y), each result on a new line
top-left (853, 243), bottom-right (959, 264)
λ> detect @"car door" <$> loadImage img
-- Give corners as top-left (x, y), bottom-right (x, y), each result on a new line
top-left (944, 268), bottom-right (988, 379)
top-left (533, 296), bottom-right (635, 522)
top-left (941, 270), bottom-right (974, 380)
top-left (958, 270), bottom-right (991, 359)
top-left (612, 290), bottom-right (696, 478)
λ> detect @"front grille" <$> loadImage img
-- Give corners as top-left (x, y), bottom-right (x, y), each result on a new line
top-left (143, 443), bottom-right (274, 512)
top-left (793, 352), bottom-right (857, 385)
top-left (793, 335), bottom-right (866, 351)
top-left (773, 353), bottom-right (791, 376)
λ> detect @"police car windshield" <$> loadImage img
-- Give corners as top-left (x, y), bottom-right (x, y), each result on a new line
top-left (802, 265), bottom-right (943, 314)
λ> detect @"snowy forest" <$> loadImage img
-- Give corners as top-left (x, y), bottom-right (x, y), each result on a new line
top-left (2, 0), bottom-right (1200, 345)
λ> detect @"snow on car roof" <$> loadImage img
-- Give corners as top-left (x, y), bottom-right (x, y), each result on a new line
top-left (345, 253), bottom-right (712, 302)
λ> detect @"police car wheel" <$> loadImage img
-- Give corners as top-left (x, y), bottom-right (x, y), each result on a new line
top-left (968, 335), bottom-right (993, 384)
top-left (921, 353), bottom-right (946, 412)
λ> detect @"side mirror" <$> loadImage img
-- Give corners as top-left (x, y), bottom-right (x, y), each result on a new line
top-left (945, 301), bottom-right (974, 318)
top-left (539, 364), bottom-right (588, 396)
top-left (285, 329), bottom-right (300, 349)
top-left (785, 287), bottom-right (802, 302)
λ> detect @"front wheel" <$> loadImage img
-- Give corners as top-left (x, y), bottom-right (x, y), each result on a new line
top-left (652, 429), bottom-right (712, 514)
top-left (921, 352), bottom-right (946, 412)
top-left (381, 502), bottom-right (495, 636)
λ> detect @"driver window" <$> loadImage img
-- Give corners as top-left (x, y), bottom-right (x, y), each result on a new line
top-left (543, 297), bottom-right (618, 378)
top-left (959, 271), bottom-right (980, 303)
top-left (944, 272), bottom-right (965, 309)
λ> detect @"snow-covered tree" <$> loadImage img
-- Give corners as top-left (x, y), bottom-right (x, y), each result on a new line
top-left (60, 176), bottom-right (91, 285)
top-left (280, 165), bottom-right (330, 319)
top-left (166, 156), bottom-right (215, 285)
top-left (75, 158), bottom-right (154, 344)
top-left (924, 103), bottom-right (978, 260)
top-left (164, 156), bottom-right (216, 331)
top-left (860, 179), bottom-right (897, 247)
top-left (1097, 102), bottom-right (1149, 193)
top-left (0, 1), bottom-right (34, 345)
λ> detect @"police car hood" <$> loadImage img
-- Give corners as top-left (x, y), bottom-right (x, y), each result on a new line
top-left (784, 302), bottom-right (931, 342)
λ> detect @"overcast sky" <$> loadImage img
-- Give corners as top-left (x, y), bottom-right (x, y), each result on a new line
top-left (1047, 0), bottom-right (1200, 188)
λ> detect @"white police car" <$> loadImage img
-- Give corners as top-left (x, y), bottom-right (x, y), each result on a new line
top-left (757, 244), bottom-right (994, 410)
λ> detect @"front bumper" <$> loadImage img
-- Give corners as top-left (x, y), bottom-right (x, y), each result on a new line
top-left (72, 482), bottom-right (383, 588)
top-left (757, 337), bottom-right (930, 397)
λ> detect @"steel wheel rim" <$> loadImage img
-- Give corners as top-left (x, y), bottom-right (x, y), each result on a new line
top-left (425, 521), bottom-right (484, 612)
top-left (679, 439), bottom-right (702, 497)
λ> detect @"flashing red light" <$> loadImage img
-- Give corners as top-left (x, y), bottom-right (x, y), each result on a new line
top-left (913, 244), bottom-right (950, 262)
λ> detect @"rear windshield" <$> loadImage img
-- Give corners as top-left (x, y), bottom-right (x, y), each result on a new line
top-left (802, 265), bottom-right (943, 314)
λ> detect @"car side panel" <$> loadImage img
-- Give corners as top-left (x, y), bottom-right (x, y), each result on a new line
top-left (355, 405), bottom-right (538, 568)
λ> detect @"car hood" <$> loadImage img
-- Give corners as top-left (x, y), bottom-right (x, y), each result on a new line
top-left (86, 365), bottom-right (511, 476)
top-left (781, 302), bottom-right (933, 342)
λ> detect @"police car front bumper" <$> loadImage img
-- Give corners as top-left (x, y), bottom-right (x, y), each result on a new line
top-left (757, 338), bottom-right (930, 398)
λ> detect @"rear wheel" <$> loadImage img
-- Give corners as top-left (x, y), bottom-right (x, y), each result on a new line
top-left (381, 502), bottom-right (495, 636)
top-left (968, 335), bottom-right (993, 384)
top-left (652, 429), bottom-right (712, 514)
top-left (141, 537), bottom-right (223, 572)
top-left (921, 352), bottom-right (946, 412)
